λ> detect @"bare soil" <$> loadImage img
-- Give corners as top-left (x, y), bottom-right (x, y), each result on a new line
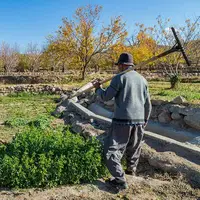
top-left (0, 174), bottom-right (199, 200)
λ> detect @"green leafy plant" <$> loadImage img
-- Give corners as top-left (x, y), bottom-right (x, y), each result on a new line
top-left (4, 117), bottom-right (29, 127)
top-left (28, 115), bottom-right (51, 130)
top-left (0, 125), bottom-right (107, 188)
top-left (4, 115), bottom-right (52, 129)
top-left (169, 74), bottom-right (181, 89)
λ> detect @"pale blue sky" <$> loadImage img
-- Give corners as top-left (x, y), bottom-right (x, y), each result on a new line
top-left (0, 0), bottom-right (199, 52)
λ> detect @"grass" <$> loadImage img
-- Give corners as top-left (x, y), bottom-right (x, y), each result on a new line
top-left (149, 81), bottom-right (200, 104)
top-left (0, 93), bottom-right (59, 142)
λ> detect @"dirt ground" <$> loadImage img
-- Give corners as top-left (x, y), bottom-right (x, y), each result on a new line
top-left (1, 162), bottom-right (200, 200)
top-left (0, 176), bottom-right (199, 200)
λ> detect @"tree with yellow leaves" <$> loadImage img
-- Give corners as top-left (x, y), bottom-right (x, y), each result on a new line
top-left (130, 16), bottom-right (200, 88)
top-left (129, 31), bottom-right (157, 65)
top-left (48, 5), bottom-right (127, 79)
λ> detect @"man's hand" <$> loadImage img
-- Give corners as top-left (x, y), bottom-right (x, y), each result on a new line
top-left (92, 79), bottom-right (101, 89)
top-left (143, 120), bottom-right (148, 128)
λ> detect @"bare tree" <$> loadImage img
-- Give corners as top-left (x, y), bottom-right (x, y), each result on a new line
top-left (0, 42), bottom-right (20, 73)
top-left (25, 43), bottom-right (41, 72)
top-left (135, 16), bottom-right (200, 88)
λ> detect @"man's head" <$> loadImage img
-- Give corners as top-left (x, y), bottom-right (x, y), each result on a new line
top-left (115, 52), bottom-right (134, 72)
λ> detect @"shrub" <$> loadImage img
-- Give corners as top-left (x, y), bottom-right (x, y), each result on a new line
top-left (0, 125), bottom-right (107, 188)
top-left (169, 74), bottom-right (181, 89)
top-left (4, 115), bottom-right (52, 129)
top-left (28, 115), bottom-right (51, 130)
top-left (4, 117), bottom-right (29, 127)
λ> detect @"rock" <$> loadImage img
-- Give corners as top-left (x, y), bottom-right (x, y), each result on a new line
top-left (55, 87), bottom-right (61, 91)
top-left (160, 104), bottom-right (172, 113)
top-left (151, 99), bottom-right (169, 106)
top-left (82, 124), bottom-right (105, 137)
top-left (51, 87), bottom-right (56, 92)
top-left (83, 98), bottom-right (91, 106)
top-left (15, 86), bottom-right (21, 91)
top-left (78, 98), bottom-right (90, 107)
top-left (60, 94), bottom-right (68, 101)
top-left (171, 112), bottom-right (182, 120)
top-left (169, 105), bottom-right (186, 113)
top-left (169, 105), bottom-right (200, 116)
top-left (78, 92), bottom-right (87, 99)
top-left (184, 113), bottom-right (200, 130)
top-left (158, 111), bottom-right (171, 123)
top-left (71, 121), bottom-right (104, 137)
top-left (171, 96), bottom-right (187, 104)
top-left (71, 121), bottom-right (84, 133)
top-left (150, 106), bottom-right (160, 119)
top-left (52, 105), bottom-right (66, 117)
top-left (10, 86), bottom-right (15, 91)
top-left (179, 107), bottom-right (200, 116)
top-left (70, 96), bottom-right (78, 102)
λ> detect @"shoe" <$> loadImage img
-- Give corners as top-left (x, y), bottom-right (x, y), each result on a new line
top-left (105, 178), bottom-right (128, 191)
top-left (125, 169), bottom-right (136, 176)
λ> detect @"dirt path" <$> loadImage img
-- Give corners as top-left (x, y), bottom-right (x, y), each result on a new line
top-left (1, 174), bottom-right (200, 200)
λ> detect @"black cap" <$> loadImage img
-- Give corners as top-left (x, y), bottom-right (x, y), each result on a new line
top-left (115, 52), bottom-right (134, 66)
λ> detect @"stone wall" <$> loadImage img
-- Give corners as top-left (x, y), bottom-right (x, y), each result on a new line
top-left (0, 85), bottom-right (70, 96)
top-left (150, 98), bottom-right (200, 131)
top-left (0, 75), bottom-right (71, 84)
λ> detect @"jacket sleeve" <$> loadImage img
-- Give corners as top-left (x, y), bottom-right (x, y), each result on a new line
top-left (144, 83), bottom-right (152, 122)
top-left (96, 76), bottom-right (120, 102)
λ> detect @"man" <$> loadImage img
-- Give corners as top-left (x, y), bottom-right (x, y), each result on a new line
top-left (93, 52), bottom-right (152, 191)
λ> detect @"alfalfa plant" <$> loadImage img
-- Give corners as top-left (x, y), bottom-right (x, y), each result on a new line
top-left (0, 124), bottom-right (107, 188)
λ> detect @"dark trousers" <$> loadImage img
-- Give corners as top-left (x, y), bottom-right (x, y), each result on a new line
top-left (104, 123), bottom-right (144, 183)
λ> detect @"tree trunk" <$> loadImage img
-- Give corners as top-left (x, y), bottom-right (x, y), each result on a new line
top-left (3, 65), bottom-right (7, 73)
top-left (81, 65), bottom-right (86, 80)
top-left (62, 63), bottom-right (65, 73)
top-left (95, 65), bottom-right (99, 73)
top-left (51, 66), bottom-right (54, 71)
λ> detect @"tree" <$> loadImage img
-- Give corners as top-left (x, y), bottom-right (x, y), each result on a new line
top-left (134, 16), bottom-right (200, 88)
top-left (127, 30), bottom-right (157, 72)
top-left (49, 5), bottom-right (127, 79)
top-left (109, 42), bottom-right (129, 66)
top-left (0, 42), bottom-right (20, 73)
top-left (43, 38), bottom-right (76, 72)
top-left (25, 43), bottom-right (41, 72)
top-left (16, 54), bottom-right (29, 72)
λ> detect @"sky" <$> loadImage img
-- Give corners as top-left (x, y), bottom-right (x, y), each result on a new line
top-left (0, 0), bottom-right (199, 52)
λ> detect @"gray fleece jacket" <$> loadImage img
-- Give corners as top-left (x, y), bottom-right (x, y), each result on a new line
top-left (96, 70), bottom-right (152, 124)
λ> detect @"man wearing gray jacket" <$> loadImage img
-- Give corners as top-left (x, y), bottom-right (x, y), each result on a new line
top-left (93, 52), bottom-right (152, 191)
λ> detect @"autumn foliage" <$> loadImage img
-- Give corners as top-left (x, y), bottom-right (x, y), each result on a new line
top-left (0, 6), bottom-right (199, 80)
